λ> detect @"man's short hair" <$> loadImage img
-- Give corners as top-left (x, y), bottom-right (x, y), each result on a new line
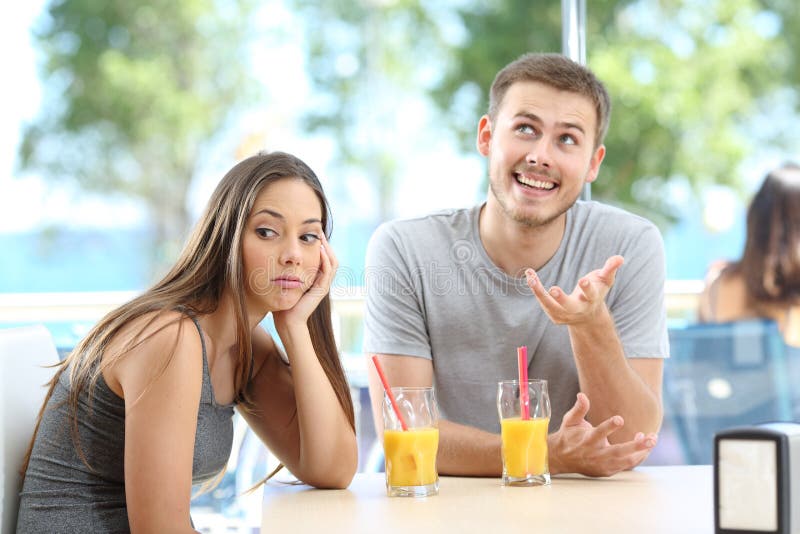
top-left (488, 53), bottom-right (611, 148)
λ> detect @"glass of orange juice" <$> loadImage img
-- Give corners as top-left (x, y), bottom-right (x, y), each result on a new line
top-left (383, 386), bottom-right (439, 497)
top-left (497, 379), bottom-right (551, 486)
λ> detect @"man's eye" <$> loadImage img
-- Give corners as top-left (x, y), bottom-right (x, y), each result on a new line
top-left (256, 228), bottom-right (276, 238)
top-left (560, 134), bottom-right (577, 145)
top-left (517, 124), bottom-right (535, 135)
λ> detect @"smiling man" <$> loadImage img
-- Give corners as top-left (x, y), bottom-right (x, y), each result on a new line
top-left (364, 53), bottom-right (668, 477)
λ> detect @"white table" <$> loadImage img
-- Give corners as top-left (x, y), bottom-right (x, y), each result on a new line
top-left (262, 465), bottom-right (714, 533)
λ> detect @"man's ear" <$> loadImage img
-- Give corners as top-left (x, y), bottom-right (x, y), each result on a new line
top-left (585, 144), bottom-right (606, 184)
top-left (476, 115), bottom-right (492, 156)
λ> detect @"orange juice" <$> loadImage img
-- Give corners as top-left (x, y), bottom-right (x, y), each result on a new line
top-left (384, 428), bottom-right (439, 486)
top-left (500, 417), bottom-right (549, 477)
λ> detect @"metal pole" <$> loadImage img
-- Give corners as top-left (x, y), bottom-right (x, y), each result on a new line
top-left (561, 0), bottom-right (591, 201)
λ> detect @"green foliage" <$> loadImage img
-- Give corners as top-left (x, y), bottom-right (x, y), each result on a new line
top-left (591, 0), bottom-right (792, 222)
top-left (289, 0), bottom-right (452, 220)
top-left (294, 0), bottom-right (800, 228)
top-left (431, 0), bottom-right (565, 133)
top-left (435, 0), bottom-right (800, 225)
top-left (20, 0), bottom-right (260, 271)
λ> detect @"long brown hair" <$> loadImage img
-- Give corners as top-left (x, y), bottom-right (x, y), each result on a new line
top-left (728, 163), bottom-right (800, 306)
top-left (22, 151), bottom-right (355, 474)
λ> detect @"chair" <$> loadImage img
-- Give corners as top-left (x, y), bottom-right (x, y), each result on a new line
top-left (0, 325), bottom-right (59, 533)
top-left (665, 319), bottom-right (792, 464)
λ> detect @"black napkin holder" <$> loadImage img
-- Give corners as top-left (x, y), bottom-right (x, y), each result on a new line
top-left (714, 422), bottom-right (800, 533)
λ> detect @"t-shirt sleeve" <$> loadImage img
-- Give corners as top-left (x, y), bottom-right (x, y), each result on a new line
top-left (362, 222), bottom-right (433, 359)
top-left (609, 222), bottom-right (670, 359)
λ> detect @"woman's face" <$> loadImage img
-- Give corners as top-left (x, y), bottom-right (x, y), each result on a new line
top-left (241, 178), bottom-right (324, 312)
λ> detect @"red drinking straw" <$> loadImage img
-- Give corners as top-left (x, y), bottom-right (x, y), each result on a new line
top-left (517, 346), bottom-right (530, 420)
top-left (371, 354), bottom-right (409, 431)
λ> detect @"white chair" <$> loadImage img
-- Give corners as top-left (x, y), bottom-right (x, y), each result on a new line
top-left (0, 325), bottom-right (60, 533)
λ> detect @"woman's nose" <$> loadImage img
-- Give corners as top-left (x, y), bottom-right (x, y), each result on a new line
top-left (278, 240), bottom-right (302, 265)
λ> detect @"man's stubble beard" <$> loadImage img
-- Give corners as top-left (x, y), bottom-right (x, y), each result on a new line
top-left (488, 178), bottom-right (579, 229)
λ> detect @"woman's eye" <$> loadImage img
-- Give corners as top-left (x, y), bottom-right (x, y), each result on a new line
top-left (256, 227), bottom-right (276, 238)
top-left (301, 233), bottom-right (321, 243)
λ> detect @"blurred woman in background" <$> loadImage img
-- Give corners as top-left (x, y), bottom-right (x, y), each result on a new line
top-left (699, 163), bottom-right (800, 347)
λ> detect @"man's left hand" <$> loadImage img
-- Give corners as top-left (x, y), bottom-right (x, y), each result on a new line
top-left (525, 255), bottom-right (623, 325)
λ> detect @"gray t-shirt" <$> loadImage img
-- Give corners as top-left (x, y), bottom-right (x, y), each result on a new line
top-left (363, 201), bottom-right (668, 434)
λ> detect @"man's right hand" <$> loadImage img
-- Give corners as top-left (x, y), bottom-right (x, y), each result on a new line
top-left (548, 392), bottom-right (658, 477)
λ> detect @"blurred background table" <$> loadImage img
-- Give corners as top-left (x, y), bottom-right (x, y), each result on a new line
top-left (261, 465), bottom-right (713, 533)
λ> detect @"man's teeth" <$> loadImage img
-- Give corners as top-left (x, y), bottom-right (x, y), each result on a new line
top-left (516, 175), bottom-right (555, 190)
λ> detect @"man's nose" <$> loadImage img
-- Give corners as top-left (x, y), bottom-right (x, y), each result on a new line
top-left (526, 140), bottom-right (552, 168)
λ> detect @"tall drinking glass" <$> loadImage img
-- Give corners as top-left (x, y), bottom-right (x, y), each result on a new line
top-left (383, 386), bottom-right (439, 497)
top-left (497, 379), bottom-right (551, 486)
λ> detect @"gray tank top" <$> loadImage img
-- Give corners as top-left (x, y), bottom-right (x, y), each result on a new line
top-left (16, 316), bottom-right (236, 533)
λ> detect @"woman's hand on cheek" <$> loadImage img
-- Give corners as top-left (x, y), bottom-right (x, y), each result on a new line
top-left (273, 235), bottom-right (338, 332)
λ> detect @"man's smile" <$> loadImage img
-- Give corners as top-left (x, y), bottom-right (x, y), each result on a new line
top-left (514, 172), bottom-right (557, 191)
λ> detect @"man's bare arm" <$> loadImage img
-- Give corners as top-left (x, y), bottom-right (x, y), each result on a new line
top-left (526, 256), bottom-right (663, 444)
top-left (570, 314), bottom-right (663, 442)
top-left (366, 353), bottom-right (656, 477)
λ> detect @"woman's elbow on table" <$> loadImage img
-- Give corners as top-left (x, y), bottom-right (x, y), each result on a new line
top-left (302, 441), bottom-right (358, 488)
top-left (301, 459), bottom-right (357, 489)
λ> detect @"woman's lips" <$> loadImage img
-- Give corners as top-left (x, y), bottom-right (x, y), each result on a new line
top-left (272, 277), bottom-right (303, 289)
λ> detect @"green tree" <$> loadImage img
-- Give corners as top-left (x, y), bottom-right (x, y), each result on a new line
top-left (20, 0), bottom-right (259, 274)
top-left (436, 0), bottom-right (799, 224)
top-left (288, 0), bottom-right (451, 221)
top-left (294, 0), bottom-right (800, 227)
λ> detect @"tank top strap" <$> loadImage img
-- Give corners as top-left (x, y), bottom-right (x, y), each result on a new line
top-left (184, 312), bottom-right (214, 405)
top-left (178, 307), bottom-right (244, 407)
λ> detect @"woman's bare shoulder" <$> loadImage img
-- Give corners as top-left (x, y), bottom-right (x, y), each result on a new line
top-left (703, 259), bottom-right (731, 284)
top-left (713, 272), bottom-right (752, 321)
top-left (111, 310), bottom-right (198, 354)
top-left (104, 310), bottom-right (203, 395)
top-left (699, 263), bottom-right (746, 322)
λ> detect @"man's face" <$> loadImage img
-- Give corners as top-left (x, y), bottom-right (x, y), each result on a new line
top-left (477, 81), bottom-right (605, 228)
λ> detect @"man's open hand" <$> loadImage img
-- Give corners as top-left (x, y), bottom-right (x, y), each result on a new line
top-left (525, 255), bottom-right (624, 325)
top-left (548, 392), bottom-right (657, 477)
